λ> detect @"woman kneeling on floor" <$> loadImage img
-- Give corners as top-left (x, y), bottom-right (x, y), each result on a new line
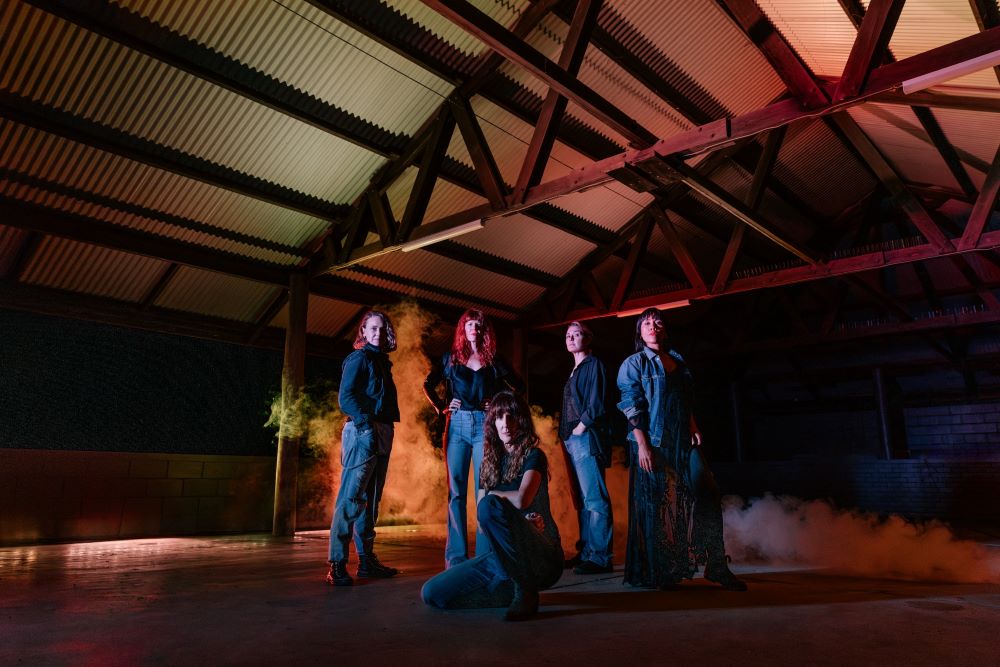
top-left (421, 391), bottom-right (562, 621)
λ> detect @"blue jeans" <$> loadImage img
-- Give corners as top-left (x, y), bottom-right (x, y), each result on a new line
top-left (445, 410), bottom-right (487, 567)
top-left (565, 431), bottom-right (613, 567)
top-left (328, 421), bottom-right (393, 563)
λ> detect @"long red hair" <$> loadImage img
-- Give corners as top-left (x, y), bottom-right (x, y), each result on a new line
top-left (450, 309), bottom-right (495, 367)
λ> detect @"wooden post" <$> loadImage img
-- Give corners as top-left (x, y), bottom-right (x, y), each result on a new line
top-left (873, 367), bottom-right (893, 460)
top-left (273, 272), bottom-right (308, 536)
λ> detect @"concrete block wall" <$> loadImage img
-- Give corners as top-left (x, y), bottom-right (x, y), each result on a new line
top-left (904, 401), bottom-right (1000, 459)
top-left (715, 458), bottom-right (1000, 525)
top-left (0, 449), bottom-right (275, 545)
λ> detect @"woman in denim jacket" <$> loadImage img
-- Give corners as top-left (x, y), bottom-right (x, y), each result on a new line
top-left (616, 308), bottom-right (746, 591)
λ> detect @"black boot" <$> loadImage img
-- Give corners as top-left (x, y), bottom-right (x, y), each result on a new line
top-left (325, 559), bottom-right (353, 586)
top-left (503, 582), bottom-right (539, 622)
top-left (704, 561), bottom-right (747, 591)
top-left (357, 553), bottom-right (399, 578)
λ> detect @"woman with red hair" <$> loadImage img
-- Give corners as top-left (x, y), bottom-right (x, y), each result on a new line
top-left (424, 309), bottom-right (523, 568)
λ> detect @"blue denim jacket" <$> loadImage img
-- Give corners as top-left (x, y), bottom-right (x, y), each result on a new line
top-left (616, 347), bottom-right (689, 448)
top-left (339, 344), bottom-right (400, 431)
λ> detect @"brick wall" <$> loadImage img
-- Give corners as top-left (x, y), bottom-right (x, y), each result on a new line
top-left (0, 449), bottom-right (275, 545)
top-left (904, 401), bottom-right (1000, 459)
top-left (715, 458), bottom-right (1000, 526)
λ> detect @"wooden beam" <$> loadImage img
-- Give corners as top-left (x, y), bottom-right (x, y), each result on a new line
top-left (580, 272), bottom-right (607, 311)
top-left (649, 206), bottom-right (706, 291)
top-left (398, 109), bottom-right (456, 242)
top-left (911, 107), bottom-right (978, 198)
top-left (340, 26), bottom-right (1000, 267)
top-left (451, 97), bottom-right (507, 208)
top-left (716, 0), bottom-right (829, 108)
top-left (959, 143), bottom-right (1000, 249)
top-left (610, 215), bottom-right (655, 310)
top-left (667, 158), bottom-right (817, 264)
top-left (830, 112), bottom-right (954, 251)
top-left (968, 0), bottom-right (1000, 86)
top-left (0, 279), bottom-right (350, 358)
top-left (140, 263), bottom-right (181, 310)
top-left (419, 0), bottom-right (658, 147)
top-left (512, 0), bottom-right (602, 204)
top-left (868, 89), bottom-right (1000, 113)
top-left (0, 197), bottom-right (291, 286)
top-left (367, 190), bottom-right (397, 246)
top-left (273, 272), bottom-right (308, 536)
top-left (247, 289), bottom-right (290, 345)
top-left (833, 0), bottom-right (905, 101)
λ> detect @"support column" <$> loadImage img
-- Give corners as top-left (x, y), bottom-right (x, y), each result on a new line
top-left (873, 367), bottom-right (893, 460)
top-left (273, 272), bottom-right (308, 536)
top-left (729, 380), bottom-right (745, 463)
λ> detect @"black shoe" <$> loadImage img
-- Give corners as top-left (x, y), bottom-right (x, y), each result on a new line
top-left (326, 559), bottom-right (353, 586)
top-left (704, 563), bottom-right (747, 591)
top-left (573, 560), bottom-right (613, 575)
top-left (503, 583), bottom-right (539, 622)
top-left (563, 552), bottom-right (582, 569)
top-left (357, 554), bottom-right (399, 579)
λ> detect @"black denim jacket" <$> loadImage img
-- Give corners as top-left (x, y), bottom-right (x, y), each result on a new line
top-left (339, 344), bottom-right (399, 430)
top-left (565, 354), bottom-right (611, 464)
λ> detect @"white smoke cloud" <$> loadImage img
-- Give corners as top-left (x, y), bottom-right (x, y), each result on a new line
top-left (722, 494), bottom-right (1000, 583)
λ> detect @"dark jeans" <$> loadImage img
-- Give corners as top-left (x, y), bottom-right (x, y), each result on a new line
top-left (422, 495), bottom-right (561, 608)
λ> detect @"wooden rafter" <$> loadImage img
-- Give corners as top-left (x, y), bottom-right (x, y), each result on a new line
top-left (959, 143), bottom-right (1000, 250)
top-left (833, 0), bottom-right (905, 102)
top-left (512, 0), bottom-right (602, 204)
top-left (451, 97), bottom-right (507, 209)
top-left (649, 206), bottom-right (706, 291)
top-left (419, 0), bottom-right (658, 147)
top-left (829, 112), bottom-right (953, 252)
top-left (610, 215), bottom-right (655, 310)
top-left (715, 0), bottom-right (829, 108)
top-left (910, 106), bottom-right (978, 198)
top-left (968, 0), bottom-right (1000, 86)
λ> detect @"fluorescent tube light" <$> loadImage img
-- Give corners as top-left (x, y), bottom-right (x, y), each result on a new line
top-left (902, 49), bottom-right (1000, 94)
top-left (400, 219), bottom-right (484, 252)
top-left (615, 300), bottom-right (691, 318)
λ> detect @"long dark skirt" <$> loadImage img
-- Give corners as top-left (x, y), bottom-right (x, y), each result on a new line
top-left (624, 442), bottom-right (697, 588)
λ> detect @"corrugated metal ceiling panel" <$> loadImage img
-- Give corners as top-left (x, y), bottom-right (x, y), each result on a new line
top-left (269, 295), bottom-right (364, 337)
top-left (847, 105), bottom-right (961, 191)
top-left (609, 0), bottom-right (786, 115)
top-left (119, 0), bottom-right (456, 137)
top-left (755, 0), bottom-right (859, 77)
top-left (864, 0), bottom-right (1000, 90)
top-left (18, 236), bottom-right (165, 302)
top-left (0, 120), bottom-right (320, 262)
top-left (360, 248), bottom-right (545, 309)
top-left (0, 2), bottom-right (386, 203)
top-left (771, 120), bottom-right (878, 218)
top-left (454, 212), bottom-right (596, 277)
top-left (928, 107), bottom-right (1000, 191)
top-left (336, 266), bottom-right (515, 320)
top-left (153, 266), bottom-right (277, 322)
top-left (390, 0), bottom-right (528, 57)
top-left (550, 184), bottom-right (652, 234)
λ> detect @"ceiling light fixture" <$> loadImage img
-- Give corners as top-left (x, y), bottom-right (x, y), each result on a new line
top-left (615, 300), bottom-right (691, 318)
top-left (901, 49), bottom-right (1000, 94)
top-left (400, 219), bottom-right (484, 252)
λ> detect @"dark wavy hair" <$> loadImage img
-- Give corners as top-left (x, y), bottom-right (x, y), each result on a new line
top-left (634, 307), bottom-right (664, 352)
top-left (480, 391), bottom-right (538, 490)
top-left (352, 310), bottom-right (397, 352)
top-left (450, 309), bottom-right (495, 367)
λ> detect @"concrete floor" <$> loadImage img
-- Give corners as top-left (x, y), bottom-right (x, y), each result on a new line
top-left (1, 527), bottom-right (998, 666)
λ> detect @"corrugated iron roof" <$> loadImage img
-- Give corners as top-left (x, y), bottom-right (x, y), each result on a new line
top-left (925, 107), bottom-right (1000, 190)
top-left (269, 294), bottom-right (363, 337)
top-left (755, 0), bottom-right (860, 77)
top-left (848, 104), bottom-right (961, 191)
top-left (0, 224), bottom-right (29, 277)
top-left (18, 236), bottom-right (165, 302)
top-left (152, 266), bottom-right (277, 322)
